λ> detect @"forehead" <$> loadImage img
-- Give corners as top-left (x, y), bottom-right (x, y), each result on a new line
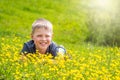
top-left (34, 27), bottom-right (52, 34)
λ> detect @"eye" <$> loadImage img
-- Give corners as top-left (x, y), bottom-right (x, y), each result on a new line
top-left (37, 35), bottom-right (42, 37)
top-left (46, 35), bottom-right (50, 37)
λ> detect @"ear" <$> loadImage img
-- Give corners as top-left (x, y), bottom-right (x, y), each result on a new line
top-left (31, 33), bottom-right (33, 39)
top-left (51, 33), bottom-right (53, 38)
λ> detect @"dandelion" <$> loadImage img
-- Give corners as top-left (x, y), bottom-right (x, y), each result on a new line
top-left (42, 73), bottom-right (49, 78)
top-left (25, 74), bottom-right (30, 78)
top-left (1, 36), bottom-right (120, 79)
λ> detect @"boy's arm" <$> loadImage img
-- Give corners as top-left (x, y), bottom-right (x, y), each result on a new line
top-left (20, 43), bottom-right (29, 61)
top-left (20, 43), bottom-right (29, 54)
top-left (56, 45), bottom-right (66, 56)
top-left (50, 42), bottom-right (66, 57)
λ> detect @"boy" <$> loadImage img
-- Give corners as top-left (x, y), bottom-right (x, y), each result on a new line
top-left (21, 18), bottom-right (66, 57)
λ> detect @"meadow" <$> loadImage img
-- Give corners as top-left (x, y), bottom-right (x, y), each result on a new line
top-left (0, 0), bottom-right (120, 80)
top-left (1, 36), bottom-right (120, 80)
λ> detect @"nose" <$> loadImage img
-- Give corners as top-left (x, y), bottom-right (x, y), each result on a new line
top-left (41, 36), bottom-right (46, 41)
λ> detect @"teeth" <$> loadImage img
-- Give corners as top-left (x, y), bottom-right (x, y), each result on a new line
top-left (40, 42), bottom-right (46, 44)
top-left (42, 43), bottom-right (45, 44)
top-left (40, 42), bottom-right (46, 45)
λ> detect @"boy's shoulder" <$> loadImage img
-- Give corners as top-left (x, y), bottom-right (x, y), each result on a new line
top-left (50, 41), bottom-right (57, 46)
top-left (48, 41), bottom-right (57, 50)
top-left (26, 40), bottom-right (34, 44)
top-left (24, 40), bottom-right (35, 48)
top-left (49, 41), bottom-right (66, 56)
top-left (21, 40), bottom-right (35, 53)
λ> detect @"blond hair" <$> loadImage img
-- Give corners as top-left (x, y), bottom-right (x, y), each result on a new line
top-left (32, 18), bottom-right (53, 34)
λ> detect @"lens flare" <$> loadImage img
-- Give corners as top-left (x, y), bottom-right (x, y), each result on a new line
top-left (96, 0), bottom-right (110, 8)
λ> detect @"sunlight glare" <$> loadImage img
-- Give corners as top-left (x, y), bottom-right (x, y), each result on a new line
top-left (89, 0), bottom-right (113, 10)
top-left (96, 0), bottom-right (109, 8)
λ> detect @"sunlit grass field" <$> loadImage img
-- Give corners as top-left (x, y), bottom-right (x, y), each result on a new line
top-left (1, 36), bottom-right (120, 80)
top-left (0, 0), bottom-right (120, 80)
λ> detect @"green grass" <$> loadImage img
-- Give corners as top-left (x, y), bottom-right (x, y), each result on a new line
top-left (1, 1), bottom-right (120, 79)
top-left (0, 37), bottom-right (120, 79)
top-left (0, 0), bottom-right (88, 51)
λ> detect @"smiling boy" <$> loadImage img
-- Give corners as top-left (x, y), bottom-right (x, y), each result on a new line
top-left (21, 18), bottom-right (65, 57)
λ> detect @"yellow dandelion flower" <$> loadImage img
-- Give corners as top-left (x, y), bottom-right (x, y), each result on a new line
top-left (42, 73), bottom-right (49, 78)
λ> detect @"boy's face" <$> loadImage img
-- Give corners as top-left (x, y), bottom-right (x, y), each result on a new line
top-left (31, 28), bottom-right (52, 53)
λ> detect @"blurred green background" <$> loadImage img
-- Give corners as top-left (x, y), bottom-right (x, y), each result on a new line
top-left (0, 0), bottom-right (120, 52)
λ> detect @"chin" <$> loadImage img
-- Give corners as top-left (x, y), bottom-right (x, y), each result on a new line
top-left (40, 46), bottom-right (48, 49)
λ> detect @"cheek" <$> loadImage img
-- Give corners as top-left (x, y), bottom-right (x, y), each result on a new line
top-left (32, 37), bottom-right (40, 41)
top-left (47, 37), bottom-right (52, 42)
